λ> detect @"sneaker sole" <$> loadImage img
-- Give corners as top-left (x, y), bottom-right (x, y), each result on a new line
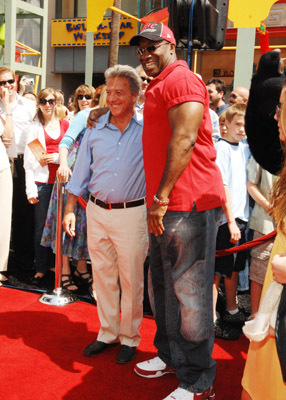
top-left (134, 367), bottom-right (176, 378)
top-left (200, 388), bottom-right (215, 400)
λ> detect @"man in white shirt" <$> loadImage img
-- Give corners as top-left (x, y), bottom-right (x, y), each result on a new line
top-left (0, 67), bottom-right (37, 273)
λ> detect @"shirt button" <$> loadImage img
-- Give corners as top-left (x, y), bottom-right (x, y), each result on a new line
top-left (114, 173), bottom-right (117, 176)
top-left (112, 189), bottom-right (115, 192)
top-left (118, 142), bottom-right (121, 145)
top-left (116, 157), bottom-right (119, 160)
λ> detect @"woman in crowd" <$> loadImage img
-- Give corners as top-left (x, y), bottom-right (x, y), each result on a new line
top-left (42, 84), bottom-right (96, 291)
top-left (241, 88), bottom-right (286, 399)
top-left (24, 88), bottom-right (69, 285)
top-left (0, 87), bottom-right (14, 282)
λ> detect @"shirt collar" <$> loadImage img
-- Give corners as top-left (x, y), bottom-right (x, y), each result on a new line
top-left (147, 60), bottom-right (188, 88)
top-left (97, 109), bottom-right (143, 130)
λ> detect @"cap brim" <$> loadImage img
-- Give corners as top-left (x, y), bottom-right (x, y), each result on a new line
top-left (130, 33), bottom-right (161, 46)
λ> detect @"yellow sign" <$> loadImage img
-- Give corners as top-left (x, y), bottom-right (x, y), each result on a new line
top-left (228, 0), bottom-right (277, 28)
top-left (51, 17), bottom-right (137, 47)
top-left (86, 0), bottom-right (114, 33)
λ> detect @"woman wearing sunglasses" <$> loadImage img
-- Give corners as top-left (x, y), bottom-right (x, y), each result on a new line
top-left (41, 84), bottom-right (96, 292)
top-left (0, 87), bottom-right (14, 282)
top-left (241, 87), bottom-right (286, 400)
top-left (24, 88), bottom-right (69, 285)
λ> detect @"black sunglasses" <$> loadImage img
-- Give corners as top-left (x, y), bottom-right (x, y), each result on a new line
top-left (136, 42), bottom-right (170, 56)
top-left (140, 76), bottom-right (152, 84)
top-left (77, 94), bottom-right (92, 100)
top-left (0, 79), bottom-right (15, 86)
top-left (39, 98), bottom-right (55, 105)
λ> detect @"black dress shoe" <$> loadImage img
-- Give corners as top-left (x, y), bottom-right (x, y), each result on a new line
top-left (83, 340), bottom-right (118, 357)
top-left (29, 275), bottom-right (45, 286)
top-left (116, 345), bottom-right (136, 364)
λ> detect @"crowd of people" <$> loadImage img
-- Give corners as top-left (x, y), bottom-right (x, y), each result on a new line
top-left (1, 21), bottom-right (286, 400)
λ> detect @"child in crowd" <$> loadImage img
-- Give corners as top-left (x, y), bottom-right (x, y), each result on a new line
top-left (247, 156), bottom-right (277, 317)
top-left (219, 110), bottom-right (227, 138)
top-left (213, 103), bottom-right (251, 339)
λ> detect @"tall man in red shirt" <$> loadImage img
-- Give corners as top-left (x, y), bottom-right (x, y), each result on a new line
top-left (130, 23), bottom-right (226, 400)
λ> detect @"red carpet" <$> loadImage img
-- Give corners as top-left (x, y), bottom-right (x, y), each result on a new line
top-left (0, 287), bottom-right (248, 399)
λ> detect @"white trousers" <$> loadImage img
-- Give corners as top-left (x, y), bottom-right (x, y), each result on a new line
top-left (86, 200), bottom-right (148, 347)
top-left (0, 167), bottom-right (12, 271)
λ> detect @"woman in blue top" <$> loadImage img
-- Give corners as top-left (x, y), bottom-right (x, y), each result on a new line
top-left (41, 84), bottom-right (96, 291)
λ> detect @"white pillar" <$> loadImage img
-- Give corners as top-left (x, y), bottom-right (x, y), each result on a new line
top-left (233, 28), bottom-right (256, 89)
top-left (85, 31), bottom-right (94, 85)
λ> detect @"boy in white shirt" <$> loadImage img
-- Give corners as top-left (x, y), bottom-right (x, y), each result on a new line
top-left (213, 104), bottom-right (251, 339)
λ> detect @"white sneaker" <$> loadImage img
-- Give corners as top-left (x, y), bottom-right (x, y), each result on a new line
top-left (134, 356), bottom-right (176, 378)
top-left (163, 388), bottom-right (194, 400)
top-left (163, 386), bottom-right (215, 400)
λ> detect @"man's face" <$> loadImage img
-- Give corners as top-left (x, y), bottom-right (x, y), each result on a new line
top-left (206, 84), bottom-right (223, 107)
top-left (229, 89), bottom-right (246, 105)
top-left (138, 69), bottom-right (152, 94)
top-left (106, 77), bottom-right (137, 119)
top-left (0, 71), bottom-right (16, 98)
top-left (137, 38), bottom-right (173, 78)
top-left (225, 114), bottom-right (246, 143)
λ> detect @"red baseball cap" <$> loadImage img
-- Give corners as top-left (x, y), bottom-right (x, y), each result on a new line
top-left (130, 22), bottom-right (176, 46)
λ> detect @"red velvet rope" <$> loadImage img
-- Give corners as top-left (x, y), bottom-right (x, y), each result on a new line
top-left (77, 197), bottom-right (277, 258)
top-left (215, 230), bottom-right (277, 257)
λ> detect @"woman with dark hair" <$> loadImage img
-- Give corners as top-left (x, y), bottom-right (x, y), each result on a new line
top-left (24, 88), bottom-right (69, 284)
top-left (245, 50), bottom-right (285, 175)
top-left (41, 84), bottom-right (96, 291)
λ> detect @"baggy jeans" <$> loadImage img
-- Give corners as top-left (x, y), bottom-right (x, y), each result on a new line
top-left (149, 205), bottom-right (219, 392)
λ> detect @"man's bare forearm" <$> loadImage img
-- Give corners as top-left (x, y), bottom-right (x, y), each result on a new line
top-left (64, 192), bottom-right (79, 214)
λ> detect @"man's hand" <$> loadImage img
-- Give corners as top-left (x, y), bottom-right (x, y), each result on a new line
top-left (86, 107), bottom-right (109, 129)
top-left (147, 202), bottom-right (168, 236)
top-left (1, 87), bottom-right (10, 106)
top-left (228, 221), bottom-right (241, 244)
top-left (57, 163), bottom-right (72, 183)
top-left (272, 253), bottom-right (286, 284)
top-left (63, 212), bottom-right (76, 237)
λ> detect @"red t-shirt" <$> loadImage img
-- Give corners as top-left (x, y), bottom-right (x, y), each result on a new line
top-left (44, 119), bottom-right (69, 184)
top-left (143, 60), bottom-right (226, 212)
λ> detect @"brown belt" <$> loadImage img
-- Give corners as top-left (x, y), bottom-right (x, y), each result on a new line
top-left (89, 195), bottom-right (146, 210)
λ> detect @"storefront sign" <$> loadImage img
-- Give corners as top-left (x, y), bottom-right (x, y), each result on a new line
top-left (51, 17), bottom-right (137, 47)
top-left (213, 69), bottom-right (234, 78)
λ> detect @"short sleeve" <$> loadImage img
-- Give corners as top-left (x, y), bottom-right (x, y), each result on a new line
top-left (215, 142), bottom-right (231, 186)
top-left (247, 156), bottom-right (261, 185)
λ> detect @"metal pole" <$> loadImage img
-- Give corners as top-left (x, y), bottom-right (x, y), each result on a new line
top-left (54, 181), bottom-right (64, 290)
top-left (39, 182), bottom-right (76, 306)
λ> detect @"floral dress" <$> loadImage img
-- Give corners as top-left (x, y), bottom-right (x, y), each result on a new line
top-left (41, 131), bottom-right (89, 260)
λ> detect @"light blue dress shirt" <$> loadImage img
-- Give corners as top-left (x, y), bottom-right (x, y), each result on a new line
top-left (66, 110), bottom-right (145, 203)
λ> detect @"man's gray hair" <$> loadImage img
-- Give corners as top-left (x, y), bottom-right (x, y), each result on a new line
top-left (104, 64), bottom-right (142, 95)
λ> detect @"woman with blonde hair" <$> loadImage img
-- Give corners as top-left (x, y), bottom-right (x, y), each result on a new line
top-left (241, 87), bottom-right (286, 399)
top-left (24, 88), bottom-right (69, 285)
top-left (42, 84), bottom-right (96, 291)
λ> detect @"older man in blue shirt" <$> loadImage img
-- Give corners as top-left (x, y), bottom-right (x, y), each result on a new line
top-left (63, 65), bottom-right (148, 364)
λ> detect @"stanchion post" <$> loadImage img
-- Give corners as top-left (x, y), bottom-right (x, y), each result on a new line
top-left (54, 181), bottom-right (64, 290)
top-left (39, 181), bottom-right (76, 305)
